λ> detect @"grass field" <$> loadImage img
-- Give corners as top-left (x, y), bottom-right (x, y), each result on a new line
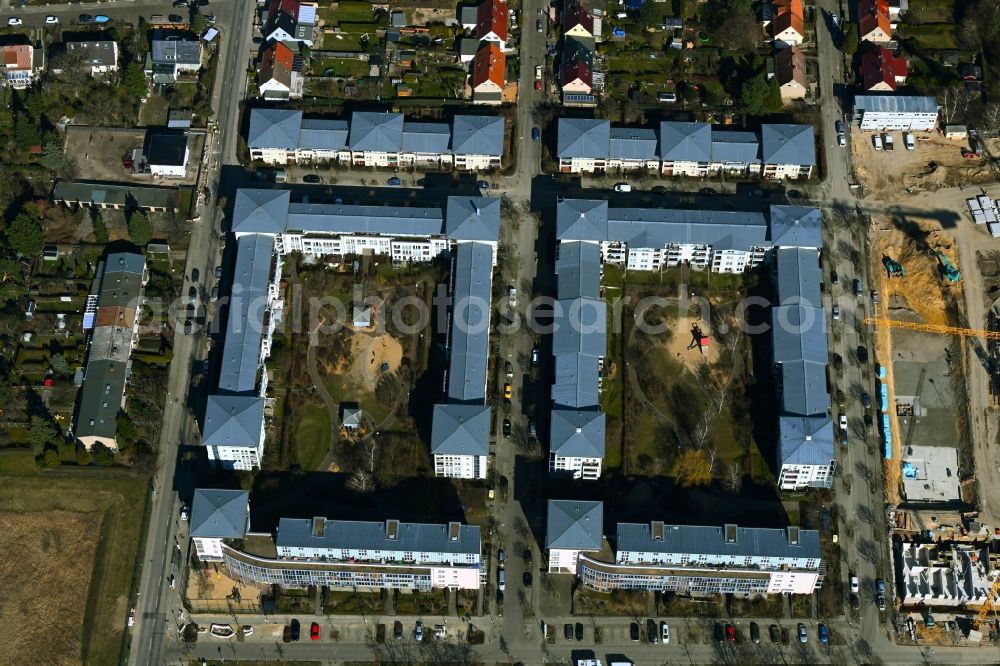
top-left (0, 471), bottom-right (148, 666)
top-left (294, 401), bottom-right (332, 471)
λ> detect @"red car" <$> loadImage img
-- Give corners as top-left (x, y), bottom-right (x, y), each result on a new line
top-left (726, 624), bottom-right (736, 642)
top-left (310, 622), bottom-right (320, 641)
top-left (534, 80), bottom-right (542, 91)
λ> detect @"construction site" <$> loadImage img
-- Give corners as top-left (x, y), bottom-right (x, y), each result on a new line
top-left (867, 182), bottom-right (1000, 642)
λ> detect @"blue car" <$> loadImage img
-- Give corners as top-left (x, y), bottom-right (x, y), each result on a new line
top-left (818, 623), bottom-right (829, 645)
top-left (531, 127), bottom-right (540, 141)
top-left (94, 14), bottom-right (110, 23)
top-left (387, 177), bottom-right (401, 186)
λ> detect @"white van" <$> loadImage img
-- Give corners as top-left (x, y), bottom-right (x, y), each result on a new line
top-left (873, 135), bottom-right (883, 151)
top-left (498, 570), bottom-right (506, 591)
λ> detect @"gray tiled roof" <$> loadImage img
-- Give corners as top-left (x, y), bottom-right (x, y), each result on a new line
top-left (556, 241), bottom-right (601, 300)
top-left (451, 115), bottom-right (504, 156)
top-left (447, 242), bottom-right (494, 403)
top-left (609, 127), bottom-right (658, 161)
top-left (771, 303), bottom-right (827, 365)
top-left (445, 197), bottom-right (501, 241)
top-left (103, 252), bottom-right (147, 281)
top-left (556, 199), bottom-right (608, 241)
top-left (557, 118), bottom-right (610, 159)
top-left (552, 353), bottom-right (600, 409)
top-left (659, 121), bottom-right (711, 162)
top-left (349, 111), bottom-right (404, 152)
top-left (710, 131), bottom-right (760, 164)
top-left (769, 205), bottom-right (823, 248)
top-left (431, 404), bottom-right (491, 455)
top-left (247, 108), bottom-right (302, 150)
top-left (777, 416), bottom-right (835, 466)
top-left (546, 499), bottom-right (603, 551)
top-left (608, 207), bottom-right (768, 250)
top-left (233, 188), bottom-right (291, 235)
top-left (202, 395), bottom-right (265, 448)
top-left (218, 234), bottom-right (274, 394)
top-left (780, 360), bottom-right (829, 415)
top-left (550, 409), bottom-right (605, 458)
top-left (775, 246), bottom-right (822, 305)
top-left (402, 121), bottom-right (451, 154)
top-left (190, 489), bottom-right (250, 538)
top-left (553, 297), bottom-right (606, 357)
top-left (761, 124), bottom-right (816, 166)
top-left (151, 39), bottom-right (201, 65)
top-left (65, 40), bottom-right (117, 68)
top-left (75, 359), bottom-right (128, 440)
top-left (286, 202), bottom-right (443, 237)
top-left (617, 521), bottom-right (821, 560)
top-left (853, 94), bottom-right (939, 114)
top-left (299, 118), bottom-right (349, 150)
top-left (277, 517), bottom-right (480, 556)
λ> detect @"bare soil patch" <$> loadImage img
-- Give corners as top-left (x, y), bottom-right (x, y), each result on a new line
top-left (0, 509), bottom-right (100, 666)
top-left (350, 332), bottom-right (403, 391)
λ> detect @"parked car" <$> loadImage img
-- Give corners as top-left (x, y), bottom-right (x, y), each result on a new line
top-left (531, 347), bottom-right (540, 365)
top-left (853, 278), bottom-right (863, 295)
top-left (726, 624), bottom-right (736, 642)
top-left (849, 593), bottom-right (860, 610)
top-left (188, 286), bottom-right (197, 304)
top-left (864, 413), bottom-right (874, 428)
top-left (904, 132), bottom-right (916, 150)
top-left (303, 174), bottom-right (321, 183)
top-left (502, 418), bottom-right (511, 436)
top-left (168, 574), bottom-right (176, 589)
top-left (497, 549), bottom-right (505, 565)
top-left (536, 19), bottom-right (543, 31)
top-left (857, 345), bottom-right (869, 363)
top-left (884, 134), bottom-right (894, 150)
top-left (394, 620), bottom-right (403, 640)
top-left (873, 135), bottom-right (883, 151)
top-left (523, 572), bottom-right (532, 587)
top-left (532, 127), bottom-right (540, 141)
top-left (630, 622), bottom-right (640, 642)
top-left (713, 623), bottom-right (724, 642)
top-left (388, 177), bottom-right (401, 186)
top-left (95, 15), bottom-right (111, 23)
top-left (876, 578), bottom-right (887, 610)
top-left (215, 265), bottom-right (222, 279)
top-left (180, 504), bottom-right (189, 521)
top-left (818, 623), bottom-right (829, 645)
top-left (310, 622), bottom-right (320, 641)
top-left (289, 619), bottom-right (301, 641)
top-left (503, 383), bottom-right (512, 400)
top-left (798, 623), bottom-right (808, 643)
top-left (647, 619), bottom-right (657, 644)
top-left (211, 286), bottom-right (219, 302)
top-left (415, 620), bottom-right (423, 641)
top-left (45, 16), bottom-right (59, 24)
top-left (661, 621), bottom-right (670, 644)
top-left (191, 268), bottom-right (200, 282)
top-left (613, 182), bottom-right (631, 193)
top-left (832, 303), bottom-right (840, 320)
top-left (564, 623), bottom-right (573, 640)
top-left (534, 80), bottom-right (542, 91)
top-left (505, 361), bottom-right (513, 377)
top-left (168, 14), bottom-right (184, 22)
top-left (534, 65), bottom-right (542, 80)
top-left (838, 133), bottom-right (846, 147)
top-left (830, 270), bottom-right (838, 284)
top-left (835, 120), bottom-right (846, 133)
top-left (508, 286), bottom-right (517, 307)
top-left (79, 14), bottom-right (93, 22)
top-left (173, 0), bottom-right (189, 6)
top-left (7, 17), bottom-right (21, 26)
top-left (523, 548), bottom-right (532, 564)
top-left (498, 570), bottom-right (506, 591)
top-left (861, 392), bottom-right (871, 408)
top-left (769, 624), bottom-right (781, 643)
top-left (575, 622), bottom-right (584, 641)
top-left (750, 621), bottom-right (760, 644)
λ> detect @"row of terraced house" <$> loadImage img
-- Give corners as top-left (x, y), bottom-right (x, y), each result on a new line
top-left (247, 108), bottom-right (506, 170)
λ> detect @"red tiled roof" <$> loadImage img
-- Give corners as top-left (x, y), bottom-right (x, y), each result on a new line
top-left (476, 0), bottom-right (509, 43)
top-left (775, 45), bottom-right (807, 88)
top-left (259, 41), bottom-right (294, 87)
top-left (471, 42), bottom-right (505, 89)
top-left (0, 45), bottom-right (31, 70)
top-left (561, 56), bottom-right (592, 88)
top-left (772, 0), bottom-right (804, 39)
top-left (858, 0), bottom-right (891, 39)
top-left (270, 0), bottom-right (300, 19)
top-left (563, 2), bottom-right (594, 35)
top-left (861, 47), bottom-right (906, 90)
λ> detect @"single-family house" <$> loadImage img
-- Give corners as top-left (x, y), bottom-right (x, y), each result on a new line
top-left (861, 47), bottom-right (907, 91)
top-left (560, 38), bottom-right (594, 94)
top-left (474, 0), bottom-right (509, 48)
top-left (145, 39), bottom-right (202, 83)
top-left (64, 40), bottom-right (119, 77)
top-left (546, 499), bottom-right (604, 572)
top-left (470, 42), bottom-right (505, 105)
top-left (263, 0), bottom-right (317, 46)
top-left (563, 1), bottom-right (595, 39)
top-left (775, 45), bottom-right (807, 100)
top-left (761, 123), bottom-right (815, 179)
top-left (772, 0), bottom-right (805, 47)
top-left (0, 44), bottom-right (36, 88)
top-left (145, 132), bottom-right (189, 179)
top-left (258, 41), bottom-right (302, 99)
top-left (859, 0), bottom-right (891, 43)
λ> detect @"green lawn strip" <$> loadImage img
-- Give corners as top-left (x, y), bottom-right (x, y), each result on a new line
top-left (294, 401), bottom-right (332, 471)
top-left (312, 58), bottom-right (370, 78)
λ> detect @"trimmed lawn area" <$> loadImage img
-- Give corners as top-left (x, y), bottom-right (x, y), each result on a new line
top-left (294, 400), bottom-right (332, 471)
top-left (312, 58), bottom-right (370, 78)
top-left (0, 472), bottom-right (148, 666)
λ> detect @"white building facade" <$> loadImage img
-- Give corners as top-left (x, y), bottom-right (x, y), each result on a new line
top-left (853, 95), bottom-right (939, 131)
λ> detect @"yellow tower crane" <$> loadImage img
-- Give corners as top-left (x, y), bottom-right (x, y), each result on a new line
top-left (863, 318), bottom-right (1000, 341)
top-left (974, 574), bottom-right (1000, 632)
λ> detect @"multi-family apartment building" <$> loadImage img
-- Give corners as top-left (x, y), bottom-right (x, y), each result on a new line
top-left (202, 395), bottom-right (267, 471)
top-left (192, 487), bottom-right (483, 590)
top-left (546, 499), bottom-right (604, 572)
top-left (246, 108), bottom-right (505, 170)
top-left (557, 119), bottom-right (815, 179)
top-left (190, 488), bottom-right (251, 561)
top-left (898, 542), bottom-right (1000, 608)
top-left (852, 94), bottom-right (939, 131)
top-left (577, 522), bottom-right (823, 595)
top-left (549, 409), bottom-right (605, 479)
top-left (432, 404), bottom-right (491, 478)
top-left (74, 252), bottom-right (148, 450)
